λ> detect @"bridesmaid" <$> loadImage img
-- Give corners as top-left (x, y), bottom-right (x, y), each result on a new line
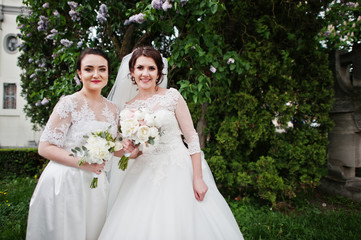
top-left (26, 48), bottom-right (122, 240)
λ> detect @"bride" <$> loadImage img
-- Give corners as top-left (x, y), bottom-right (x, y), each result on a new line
top-left (101, 46), bottom-right (244, 239)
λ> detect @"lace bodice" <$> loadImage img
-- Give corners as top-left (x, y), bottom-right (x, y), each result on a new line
top-left (40, 92), bottom-right (119, 152)
top-left (124, 88), bottom-right (201, 155)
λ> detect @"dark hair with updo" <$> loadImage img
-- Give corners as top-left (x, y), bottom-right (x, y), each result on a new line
top-left (76, 48), bottom-right (111, 75)
top-left (128, 46), bottom-right (164, 86)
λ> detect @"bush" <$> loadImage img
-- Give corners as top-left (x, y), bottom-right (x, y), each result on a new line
top-left (0, 148), bottom-right (47, 179)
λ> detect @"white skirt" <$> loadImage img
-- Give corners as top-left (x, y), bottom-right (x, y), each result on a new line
top-left (26, 161), bottom-right (109, 240)
top-left (101, 139), bottom-right (243, 240)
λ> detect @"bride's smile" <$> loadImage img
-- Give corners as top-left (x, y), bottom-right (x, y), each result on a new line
top-left (131, 56), bottom-right (159, 92)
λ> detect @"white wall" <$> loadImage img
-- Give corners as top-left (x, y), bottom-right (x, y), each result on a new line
top-left (0, 0), bottom-right (41, 148)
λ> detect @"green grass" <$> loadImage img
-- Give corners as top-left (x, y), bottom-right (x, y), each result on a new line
top-left (1, 176), bottom-right (360, 240)
top-left (0, 176), bottom-right (37, 240)
top-left (231, 191), bottom-right (361, 240)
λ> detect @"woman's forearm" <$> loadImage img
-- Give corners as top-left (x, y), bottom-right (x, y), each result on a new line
top-left (38, 141), bottom-right (79, 168)
top-left (191, 152), bottom-right (202, 179)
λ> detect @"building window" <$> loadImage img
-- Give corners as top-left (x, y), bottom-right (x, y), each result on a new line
top-left (3, 34), bottom-right (19, 54)
top-left (3, 83), bottom-right (16, 109)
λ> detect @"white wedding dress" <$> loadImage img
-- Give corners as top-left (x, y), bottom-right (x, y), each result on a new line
top-left (26, 93), bottom-right (118, 240)
top-left (100, 88), bottom-right (243, 240)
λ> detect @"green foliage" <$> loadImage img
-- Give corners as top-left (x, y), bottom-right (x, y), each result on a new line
top-left (17, 0), bottom-right (335, 205)
top-left (2, 176), bottom-right (361, 240)
top-left (230, 196), bottom-right (361, 240)
top-left (319, 1), bottom-right (361, 50)
top-left (0, 177), bottom-right (37, 239)
top-left (0, 148), bottom-right (47, 179)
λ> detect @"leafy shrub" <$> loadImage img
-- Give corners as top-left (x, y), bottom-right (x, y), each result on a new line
top-left (0, 148), bottom-right (47, 179)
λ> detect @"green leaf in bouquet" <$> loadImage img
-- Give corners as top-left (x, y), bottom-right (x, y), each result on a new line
top-left (78, 156), bottom-right (86, 166)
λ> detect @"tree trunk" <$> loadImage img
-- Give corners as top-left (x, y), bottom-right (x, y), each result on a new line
top-left (118, 24), bottom-right (137, 60)
top-left (196, 102), bottom-right (209, 149)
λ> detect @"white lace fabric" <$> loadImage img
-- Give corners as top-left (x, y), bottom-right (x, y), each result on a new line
top-left (125, 88), bottom-right (201, 155)
top-left (40, 93), bottom-right (119, 152)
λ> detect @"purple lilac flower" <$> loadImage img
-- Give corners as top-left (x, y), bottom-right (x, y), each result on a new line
top-left (162, 0), bottom-right (172, 11)
top-left (46, 29), bottom-right (59, 39)
top-left (41, 98), bottom-right (50, 105)
top-left (37, 16), bottom-right (48, 31)
top-left (67, 1), bottom-right (78, 9)
top-left (68, 1), bottom-right (80, 21)
top-left (97, 4), bottom-right (109, 24)
top-left (69, 9), bottom-right (81, 21)
top-left (30, 73), bottom-right (36, 79)
top-left (40, 61), bottom-right (46, 68)
top-left (124, 13), bottom-right (146, 25)
top-left (53, 10), bottom-right (60, 17)
top-left (323, 31), bottom-right (330, 37)
top-left (35, 100), bottom-right (42, 107)
top-left (17, 24), bottom-right (25, 29)
top-left (346, 2), bottom-right (355, 7)
top-left (60, 39), bottom-right (73, 47)
top-left (77, 41), bottom-right (83, 48)
top-left (227, 58), bottom-right (235, 65)
top-left (180, 0), bottom-right (188, 6)
top-left (42, 2), bottom-right (49, 8)
top-left (151, 0), bottom-right (163, 10)
top-left (210, 65), bottom-right (216, 73)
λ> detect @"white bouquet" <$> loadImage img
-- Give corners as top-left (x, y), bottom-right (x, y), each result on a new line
top-left (118, 108), bottom-right (161, 170)
top-left (70, 127), bottom-right (123, 188)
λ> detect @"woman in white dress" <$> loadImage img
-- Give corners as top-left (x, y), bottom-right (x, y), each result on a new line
top-left (26, 48), bottom-right (121, 240)
top-left (100, 46), bottom-right (244, 240)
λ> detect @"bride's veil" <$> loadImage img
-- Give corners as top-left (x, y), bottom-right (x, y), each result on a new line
top-left (106, 51), bottom-right (168, 214)
top-left (107, 52), bottom-right (168, 110)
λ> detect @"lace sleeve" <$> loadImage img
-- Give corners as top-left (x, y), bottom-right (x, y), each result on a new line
top-left (39, 96), bottom-right (74, 147)
top-left (174, 91), bottom-right (201, 155)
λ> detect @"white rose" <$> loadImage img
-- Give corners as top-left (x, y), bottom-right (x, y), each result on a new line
top-left (137, 125), bottom-right (150, 143)
top-left (134, 110), bottom-right (146, 121)
top-left (119, 108), bottom-right (133, 120)
top-left (144, 114), bottom-right (156, 127)
top-left (149, 127), bottom-right (159, 138)
top-left (153, 115), bottom-right (163, 128)
top-left (108, 141), bottom-right (115, 148)
top-left (114, 141), bottom-right (123, 151)
top-left (121, 119), bottom-right (139, 138)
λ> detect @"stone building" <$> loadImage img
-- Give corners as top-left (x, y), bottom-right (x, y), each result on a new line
top-left (0, 0), bottom-right (40, 148)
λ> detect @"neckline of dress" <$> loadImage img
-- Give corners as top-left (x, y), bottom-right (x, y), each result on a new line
top-left (127, 88), bottom-right (174, 105)
top-left (75, 92), bottom-right (108, 117)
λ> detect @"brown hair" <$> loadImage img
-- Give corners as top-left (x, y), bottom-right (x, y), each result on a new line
top-left (76, 48), bottom-right (111, 75)
top-left (128, 46), bottom-right (164, 85)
